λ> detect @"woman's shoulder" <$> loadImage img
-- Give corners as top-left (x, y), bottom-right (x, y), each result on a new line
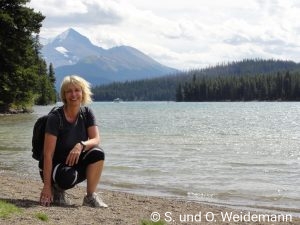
top-left (80, 106), bottom-right (96, 125)
top-left (47, 106), bottom-right (64, 122)
top-left (80, 106), bottom-right (94, 115)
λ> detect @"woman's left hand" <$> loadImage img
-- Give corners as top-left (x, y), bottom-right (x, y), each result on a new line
top-left (65, 144), bottom-right (82, 166)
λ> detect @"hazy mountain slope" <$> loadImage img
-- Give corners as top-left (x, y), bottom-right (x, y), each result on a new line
top-left (41, 28), bottom-right (178, 87)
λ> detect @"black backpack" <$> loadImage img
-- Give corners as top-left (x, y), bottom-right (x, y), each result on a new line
top-left (31, 106), bottom-right (63, 161)
top-left (31, 106), bottom-right (88, 161)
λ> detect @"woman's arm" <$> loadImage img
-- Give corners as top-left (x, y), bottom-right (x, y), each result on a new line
top-left (81, 125), bottom-right (100, 150)
top-left (65, 125), bottom-right (100, 166)
top-left (40, 133), bottom-right (57, 206)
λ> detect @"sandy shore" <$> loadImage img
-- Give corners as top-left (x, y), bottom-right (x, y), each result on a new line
top-left (0, 170), bottom-right (299, 225)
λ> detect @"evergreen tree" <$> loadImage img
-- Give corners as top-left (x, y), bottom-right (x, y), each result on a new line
top-left (92, 59), bottom-right (300, 102)
top-left (48, 63), bottom-right (57, 102)
top-left (48, 63), bottom-right (56, 84)
top-left (176, 71), bottom-right (300, 102)
top-left (0, 0), bottom-right (47, 112)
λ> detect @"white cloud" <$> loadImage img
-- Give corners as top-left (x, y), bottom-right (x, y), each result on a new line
top-left (30, 0), bottom-right (87, 16)
top-left (29, 0), bottom-right (300, 70)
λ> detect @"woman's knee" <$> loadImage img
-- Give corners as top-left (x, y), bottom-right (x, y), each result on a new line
top-left (53, 164), bottom-right (78, 190)
top-left (83, 147), bottom-right (105, 162)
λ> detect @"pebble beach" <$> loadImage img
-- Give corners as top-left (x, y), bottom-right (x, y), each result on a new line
top-left (0, 170), bottom-right (299, 225)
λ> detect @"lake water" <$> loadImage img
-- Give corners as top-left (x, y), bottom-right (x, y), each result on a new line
top-left (0, 102), bottom-right (299, 215)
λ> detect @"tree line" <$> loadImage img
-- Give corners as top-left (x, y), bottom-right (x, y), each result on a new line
top-left (176, 71), bottom-right (300, 101)
top-left (92, 59), bottom-right (300, 102)
top-left (92, 75), bottom-right (181, 101)
top-left (0, 0), bottom-right (56, 113)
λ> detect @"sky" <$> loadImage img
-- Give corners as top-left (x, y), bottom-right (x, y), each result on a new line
top-left (28, 0), bottom-right (300, 70)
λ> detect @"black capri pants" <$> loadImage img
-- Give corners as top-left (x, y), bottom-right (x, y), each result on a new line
top-left (39, 147), bottom-right (105, 190)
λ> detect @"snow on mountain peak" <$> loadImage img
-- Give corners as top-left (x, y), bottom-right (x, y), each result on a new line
top-left (55, 46), bottom-right (69, 57)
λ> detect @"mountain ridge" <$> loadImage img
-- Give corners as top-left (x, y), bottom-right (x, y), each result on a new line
top-left (41, 28), bottom-right (178, 87)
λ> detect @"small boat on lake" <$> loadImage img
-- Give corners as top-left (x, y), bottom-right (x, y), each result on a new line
top-left (113, 98), bottom-right (122, 103)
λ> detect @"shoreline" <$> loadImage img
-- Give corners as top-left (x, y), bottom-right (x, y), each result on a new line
top-left (1, 170), bottom-right (299, 225)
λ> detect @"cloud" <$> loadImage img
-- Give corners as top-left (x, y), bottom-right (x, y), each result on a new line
top-left (30, 0), bottom-right (125, 26)
top-left (28, 0), bottom-right (300, 69)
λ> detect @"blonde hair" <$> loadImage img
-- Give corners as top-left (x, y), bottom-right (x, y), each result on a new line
top-left (60, 75), bottom-right (93, 105)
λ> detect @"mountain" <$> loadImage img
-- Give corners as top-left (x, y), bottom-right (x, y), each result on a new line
top-left (41, 28), bottom-right (178, 87)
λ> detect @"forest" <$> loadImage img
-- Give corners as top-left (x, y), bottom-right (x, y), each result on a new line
top-left (92, 59), bottom-right (300, 102)
top-left (92, 75), bottom-right (182, 101)
top-left (0, 0), bottom-right (56, 113)
top-left (176, 71), bottom-right (300, 101)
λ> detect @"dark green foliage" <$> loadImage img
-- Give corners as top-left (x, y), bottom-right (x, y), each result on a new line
top-left (176, 71), bottom-right (300, 101)
top-left (0, 0), bottom-right (55, 112)
top-left (92, 59), bottom-right (300, 102)
top-left (35, 63), bottom-right (57, 105)
top-left (93, 75), bottom-right (182, 101)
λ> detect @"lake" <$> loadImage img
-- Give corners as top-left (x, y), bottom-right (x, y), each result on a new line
top-left (0, 102), bottom-right (299, 215)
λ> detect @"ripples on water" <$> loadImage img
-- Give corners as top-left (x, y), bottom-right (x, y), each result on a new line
top-left (0, 102), bottom-right (300, 214)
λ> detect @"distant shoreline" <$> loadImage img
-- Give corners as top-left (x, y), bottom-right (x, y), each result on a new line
top-left (0, 170), bottom-right (299, 225)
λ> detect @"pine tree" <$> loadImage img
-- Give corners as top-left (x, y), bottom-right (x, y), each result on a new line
top-left (0, 0), bottom-right (45, 112)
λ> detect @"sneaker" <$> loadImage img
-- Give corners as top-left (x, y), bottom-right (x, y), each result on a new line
top-left (83, 192), bottom-right (108, 208)
top-left (52, 184), bottom-right (72, 206)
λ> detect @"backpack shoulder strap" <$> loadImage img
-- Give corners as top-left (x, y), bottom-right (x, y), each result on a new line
top-left (49, 106), bottom-right (63, 129)
top-left (80, 106), bottom-right (88, 129)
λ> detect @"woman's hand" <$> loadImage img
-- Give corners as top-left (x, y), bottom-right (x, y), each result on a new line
top-left (40, 185), bottom-right (52, 207)
top-left (65, 143), bottom-right (82, 166)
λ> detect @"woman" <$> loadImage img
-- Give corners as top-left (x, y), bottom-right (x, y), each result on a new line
top-left (39, 75), bottom-right (107, 208)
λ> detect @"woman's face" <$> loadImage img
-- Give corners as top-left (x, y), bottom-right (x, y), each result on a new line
top-left (64, 83), bottom-right (83, 106)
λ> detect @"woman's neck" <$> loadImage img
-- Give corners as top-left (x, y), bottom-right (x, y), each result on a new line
top-left (63, 105), bottom-right (80, 123)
